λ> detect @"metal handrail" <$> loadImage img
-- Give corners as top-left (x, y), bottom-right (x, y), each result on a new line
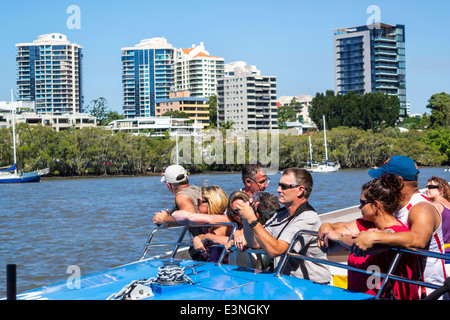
top-left (140, 225), bottom-right (450, 299)
top-left (274, 230), bottom-right (450, 299)
top-left (139, 223), bottom-right (237, 263)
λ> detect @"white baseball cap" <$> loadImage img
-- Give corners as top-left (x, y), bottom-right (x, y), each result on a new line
top-left (161, 165), bottom-right (188, 184)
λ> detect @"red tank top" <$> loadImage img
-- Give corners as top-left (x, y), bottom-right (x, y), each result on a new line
top-left (347, 219), bottom-right (420, 300)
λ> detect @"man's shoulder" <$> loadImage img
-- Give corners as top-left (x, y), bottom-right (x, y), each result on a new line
top-left (293, 209), bottom-right (320, 223)
top-left (176, 185), bottom-right (201, 195)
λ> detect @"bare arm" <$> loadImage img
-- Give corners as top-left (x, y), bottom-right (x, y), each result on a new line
top-left (153, 209), bottom-right (178, 226)
top-left (236, 201), bottom-right (288, 258)
top-left (318, 221), bottom-right (350, 249)
top-left (174, 193), bottom-right (196, 212)
top-left (171, 210), bottom-right (230, 225)
top-left (320, 220), bottom-right (359, 253)
top-left (352, 202), bottom-right (438, 256)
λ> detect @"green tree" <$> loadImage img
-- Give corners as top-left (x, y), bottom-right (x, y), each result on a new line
top-left (277, 104), bottom-right (298, 128)
top-left (220, 120), bottom-right (234, 130)
top-left (421, 127), bottom-right (450, 164)
top-left (103, 111), bottom-right (124, 126)
top-left (208, 95), bottom-right (217, 128)
top-left (426, 92), bottom-right (450, 129)
top-left (162, 110), bottom-right (190, 119)
top-left (310, 90), bottom-right (400, 131)
top-left (86, 97), bottom-right (109, 125)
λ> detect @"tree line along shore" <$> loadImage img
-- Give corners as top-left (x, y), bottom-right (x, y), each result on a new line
top-left (0, 122), bottom-right (448, 177)
top-left (1, 91), bottom-right (448, 177)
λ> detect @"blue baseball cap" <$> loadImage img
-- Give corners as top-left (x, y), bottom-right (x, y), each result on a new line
top-left (368, 156), bottom-right (419, 181)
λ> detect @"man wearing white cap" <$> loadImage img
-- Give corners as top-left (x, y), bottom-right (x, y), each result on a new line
top-left (153, 165), bottom-right (201, 226)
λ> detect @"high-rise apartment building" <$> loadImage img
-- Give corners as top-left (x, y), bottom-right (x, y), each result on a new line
top-left (16, 33), bottom-right (84, 114)
top-left (121, 37), bottom-right (175, 118)
top-left (333, 23), bottom-right (407, 118)
top-left (122, 38), bottom-right (224, 118)
top-left (175, 42), bottom-right (224, 97)
top-left (217, 61), bottom-right (277, 130)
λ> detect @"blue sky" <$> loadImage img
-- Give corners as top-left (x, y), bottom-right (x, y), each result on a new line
top-left (1, 0), bottom-right (449, 115)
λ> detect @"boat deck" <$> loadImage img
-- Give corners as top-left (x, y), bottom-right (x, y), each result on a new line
top-left (16, 258), bottom-right (372, 300)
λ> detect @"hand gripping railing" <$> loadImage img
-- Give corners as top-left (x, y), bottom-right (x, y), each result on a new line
top-left (139, 223), bottom-right (237, 264)
top-left (275, 230), bottom-right (450, 300)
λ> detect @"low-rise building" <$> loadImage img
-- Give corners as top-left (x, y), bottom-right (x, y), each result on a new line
top-left (276, 95), bottom-right (313, 125)
top-left (156, 91), bottom-right (210, 127)
top-left (0, 100), bottom-right (95, 131)
top-left (108, 116), bottom-right (204, 137)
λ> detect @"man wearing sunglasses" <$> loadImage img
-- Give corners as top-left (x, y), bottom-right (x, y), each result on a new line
top-left (241, 162), bottom-right (270, 197)
top-left (236, 167), bottom-right (331, 284)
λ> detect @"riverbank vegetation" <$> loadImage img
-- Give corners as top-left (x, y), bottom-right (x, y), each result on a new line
top-left (0, 122), bottom-right (448, 177)
top-left (0, 92), bottom-right (448, 176)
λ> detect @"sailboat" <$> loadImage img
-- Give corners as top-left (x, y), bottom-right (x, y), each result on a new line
top-left (305, 115), bottom-right (340, 173)
top-left (0, 91), bottom-right (49, 183)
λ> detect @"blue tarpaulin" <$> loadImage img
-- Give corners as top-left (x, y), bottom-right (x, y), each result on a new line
top-left (0, 163), bottom-right (16, 172)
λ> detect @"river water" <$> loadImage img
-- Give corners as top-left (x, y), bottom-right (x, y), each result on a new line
top-left (1, 167), bottom-right (448, 297)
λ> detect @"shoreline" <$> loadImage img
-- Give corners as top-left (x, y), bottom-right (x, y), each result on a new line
top-left (41, 165), bottom-right (449, 181)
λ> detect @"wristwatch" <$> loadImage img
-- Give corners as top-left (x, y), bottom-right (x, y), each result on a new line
top-left (249, 219), bottom-right (259, 228)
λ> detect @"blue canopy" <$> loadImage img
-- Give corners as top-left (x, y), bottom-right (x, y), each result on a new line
top-left (0, 163), bottom-right (17, 172)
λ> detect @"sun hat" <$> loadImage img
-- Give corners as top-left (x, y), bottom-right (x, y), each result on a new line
top-left (368, 156), bottom-right (419, 181)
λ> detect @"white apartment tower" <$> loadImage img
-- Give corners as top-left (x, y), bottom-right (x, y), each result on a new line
top-left (175, 42), bottom-right (224, 97)
top-left (16, 33), bottom-right (83, 114)
top-left (217, 61), bottom-right (277, 130)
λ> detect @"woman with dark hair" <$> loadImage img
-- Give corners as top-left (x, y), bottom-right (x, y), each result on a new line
top-left (321, 173), bottom-right (420, 300)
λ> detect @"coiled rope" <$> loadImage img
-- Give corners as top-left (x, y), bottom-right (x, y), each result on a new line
top-left (107, 262), bottom-right (193, 300)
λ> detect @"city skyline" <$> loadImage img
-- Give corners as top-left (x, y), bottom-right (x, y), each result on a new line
top-left (1, 0), bottom-right (449, 116)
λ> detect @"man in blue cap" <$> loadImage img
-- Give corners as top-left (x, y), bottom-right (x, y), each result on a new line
top-left (319, 156), bottom-right (447, 298)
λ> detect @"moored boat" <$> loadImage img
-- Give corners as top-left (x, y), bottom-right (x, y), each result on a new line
top-left (0, 91), bottom-right (49, 184)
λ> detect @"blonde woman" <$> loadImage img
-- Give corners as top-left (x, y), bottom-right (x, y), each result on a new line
top-left (171, 185), bottom-right (229, 225)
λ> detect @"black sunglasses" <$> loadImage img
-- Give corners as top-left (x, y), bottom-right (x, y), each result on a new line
top-left (359, 199), bottom-right (374, 208)
top-left (278, 183), bottom-right (302, 190)
top-left (426, 185), bottom-right (440, 189)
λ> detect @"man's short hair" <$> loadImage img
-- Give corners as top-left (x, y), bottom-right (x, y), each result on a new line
top-left (242, 162), bottom-right (266, 184)
top-left (282, 167), bottom-right (313, 199)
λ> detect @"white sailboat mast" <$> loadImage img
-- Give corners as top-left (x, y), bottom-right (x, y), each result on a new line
top-left (309, 135), bottom-right (313, 165)
top-left (323, 115), bottom-right (328, 162)
top-left (10, 90), bottom-right (17, 175)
